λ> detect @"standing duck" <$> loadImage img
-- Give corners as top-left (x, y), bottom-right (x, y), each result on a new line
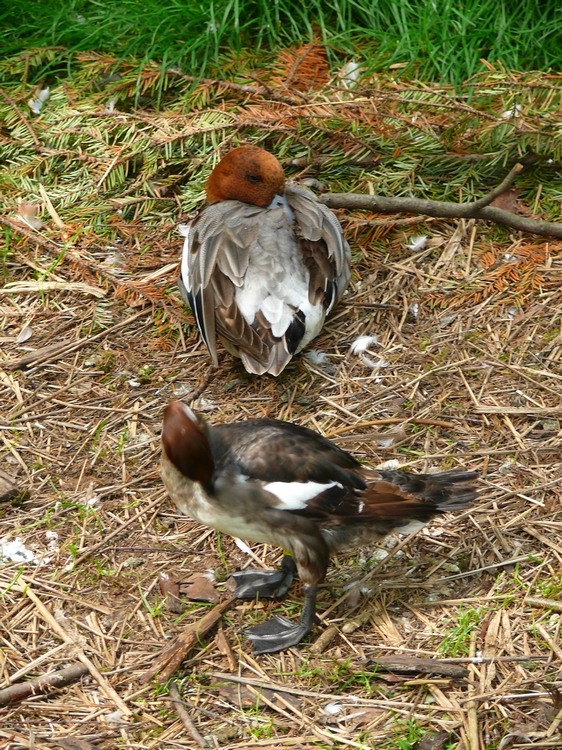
top-left (179, 145), bottom-right (350, 375)
top-left (161, 401), bottom-right (478, 653)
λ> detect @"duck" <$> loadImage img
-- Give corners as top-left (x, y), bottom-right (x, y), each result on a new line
top-left (160, 401), bottom-right (478, 654)
top-left (178, 145), bottom-right (351, 376)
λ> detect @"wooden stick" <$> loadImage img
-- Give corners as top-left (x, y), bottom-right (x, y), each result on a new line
top-left (525, 597), bottom-right (562, 614)
top-left (369, 655), bottom-right (468, 679)
top-left (320, 162), bottom-right (562, 240)
top-left (0, 664), bottom-right (88, 706)
top-left (141, 597), bottom-right (236, 684)
top-left (168, 682), bottom-right (208, 748)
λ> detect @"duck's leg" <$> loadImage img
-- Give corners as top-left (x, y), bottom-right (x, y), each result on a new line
top-left (229, 555), bottom-right (296, 599)
top-left (244, 583), bottom-right (318, 654)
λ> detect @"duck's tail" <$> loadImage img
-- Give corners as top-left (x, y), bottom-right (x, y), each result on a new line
top-left (376, 468), bottom-right (479, 512)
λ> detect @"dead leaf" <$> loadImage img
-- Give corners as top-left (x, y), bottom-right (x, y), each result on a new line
top-left (158, 572), bottom-right (183, 613)
top-left (0, 471), bottom-right (25, 503)
top-left (345, 707), bottom-right (385, 728)
top-left (490, 188), bottom-right (531, 215)
top-left (216, 682), bottom-right (256, 707)
top-left (180, 575), bottom-right (219, 603)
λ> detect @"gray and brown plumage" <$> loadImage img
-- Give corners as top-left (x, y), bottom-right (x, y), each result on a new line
top-left (179, 145), bottom-right (350, 375)
top-left (161, 401), bottom-right (478, 653)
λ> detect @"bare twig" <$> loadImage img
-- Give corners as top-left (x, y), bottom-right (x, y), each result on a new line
top-left (534, 623), bottom-right (562, 662)
top-left (325, 416), bottom-right (460, 437)
top-left (5, 309), bottom-right (150, 370)
top-left (168, 682), bottom-right (209, 748)
top-left (320, 163), bottom-right (562, 239)
top-left (525, 597), bottom-right (562, 614)
top-left (208, 672), bottom-right (463, 712)
top-left (0, 664), bottom-right (88, 706)
top-left (168, 68), bottom-right (305, 105)
top-left (369, 655), bottom-right (468, 679)
top-left (462, 162), bottom-right (523, 211)
top-left (0, 87), bottom-right (41, 147)
top-left (186, 366), bottom-right (218, 405)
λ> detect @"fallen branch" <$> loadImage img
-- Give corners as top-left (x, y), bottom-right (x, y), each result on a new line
top-left (321, 163), bottom-right (562, 239)
top-left (140, 597), bottom-right (236, 685)
top-left (368, 655), bottom-right (468, 679)
top-left (0, 664), bottom-right (88, 706)
top-left (168, 681), bottom-right (209, 748)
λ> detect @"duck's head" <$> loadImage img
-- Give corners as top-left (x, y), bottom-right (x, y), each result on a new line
top-left (162, 401), bottom-right (214, 485)
top-left (205, 145), bottom-right (286, 208)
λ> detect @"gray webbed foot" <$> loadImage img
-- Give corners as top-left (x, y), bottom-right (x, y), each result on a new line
top-left (229, 555), bottom-right (295, 599)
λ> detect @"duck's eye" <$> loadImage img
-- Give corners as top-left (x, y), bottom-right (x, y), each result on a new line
top-left (246, 173), bottom-right (262, 184)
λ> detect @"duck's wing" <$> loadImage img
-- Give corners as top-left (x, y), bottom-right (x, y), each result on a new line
top-left (285, 185), bottom-right (351, 311)
top-left (210, 418), bottom-right (364, 488)
top-left (210, 418), bottom-right (366, 521)
top-left (179, 203), bottom-right (296, 375)
top-left (179, 202), bottom-right (269, 368)
top-left (301, 467), bottom-right (477, 556)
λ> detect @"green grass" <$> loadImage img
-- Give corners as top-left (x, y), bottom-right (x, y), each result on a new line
top-left (438, 607), bottom-right (482, 657)
top-left (0, 0), bottom-right (560, 86)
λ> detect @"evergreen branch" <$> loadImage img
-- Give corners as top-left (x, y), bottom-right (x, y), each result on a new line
top-left (0, 87), bottom-right (41, 147)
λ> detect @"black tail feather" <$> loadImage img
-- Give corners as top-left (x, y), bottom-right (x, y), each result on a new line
top-left (378, 469), bottom-right (479, 511)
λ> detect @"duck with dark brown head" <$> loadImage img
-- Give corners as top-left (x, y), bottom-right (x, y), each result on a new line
top-left (161, 401), bottom-right (478, 653)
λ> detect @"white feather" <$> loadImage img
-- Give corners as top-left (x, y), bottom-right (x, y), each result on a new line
top-left (350, 335), bottom-right (378, 355)
top-left (28, 87), bottom-right (50, 115)
top-left (264, 480), bottom-right (342, 510)
top-left (303, 349), bottom-right (329, 365)
top-left (404, 235), bottom-right (428, 252)
top-left (234, 538), bottom-right (253, 554)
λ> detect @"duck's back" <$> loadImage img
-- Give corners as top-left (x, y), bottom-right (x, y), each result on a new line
top-left (180, 185), bottom-right (350, 375)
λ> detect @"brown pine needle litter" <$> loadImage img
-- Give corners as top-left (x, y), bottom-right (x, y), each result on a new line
top-left (1, 44), bottom-right (562, 750)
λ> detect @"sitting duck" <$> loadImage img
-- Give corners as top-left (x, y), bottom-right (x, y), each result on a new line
top-left (178, 145), bottom-right (350, 376)
top-left (161, 401), bottom-right (478, 654)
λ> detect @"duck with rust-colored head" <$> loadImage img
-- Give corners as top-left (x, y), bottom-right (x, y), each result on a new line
top-left (161, 401), bottom-right (479, 653)
top-left (179, 145), bottom-right (351, 376)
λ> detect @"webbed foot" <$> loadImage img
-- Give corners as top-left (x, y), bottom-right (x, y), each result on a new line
top-left (244, 583), bottom-right (318, 654)
top-left (244, 614), bottom-right (312, 654)
top-left (229, 555), bottom-right (295, 599)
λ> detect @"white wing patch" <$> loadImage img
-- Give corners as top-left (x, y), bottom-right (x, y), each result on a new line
top-left (264, 480), bottom-right (342, 510)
